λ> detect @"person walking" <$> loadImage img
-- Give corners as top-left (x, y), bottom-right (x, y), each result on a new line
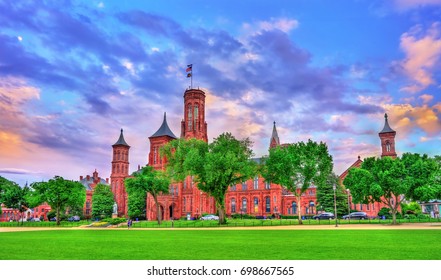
top-left (127, 219), bottom-right (132, 229)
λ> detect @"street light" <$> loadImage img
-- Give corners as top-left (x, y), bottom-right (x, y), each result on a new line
top-left (333, 184), bottom-right (338, 227)
top-left (346, 189), bottom-right (351, 221)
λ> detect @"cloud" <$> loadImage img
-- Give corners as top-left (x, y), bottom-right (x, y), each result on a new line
top-left (243, 18), bottom-right (299, 35)
top-left (419, 94), bottom-right (434, 104)
top-left (393, 0), bottom-right (441, 10)
top-left (398, 23), bottom-right (441, 93)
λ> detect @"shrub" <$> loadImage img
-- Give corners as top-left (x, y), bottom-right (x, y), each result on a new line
top-left (90, 221), bottom-right (109, 227)
top-left (378, 207), bottom-right (391, 218)
top-left (102, 218), bottom-right (127, 225)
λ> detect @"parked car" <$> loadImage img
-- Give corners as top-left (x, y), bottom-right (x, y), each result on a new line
top-left (50, 217), bottom-right (58, 222)
top-left (68, 216), bottom-right (81, 222)
top-left (28, 217), bottom-right (41, 222)
top-left (200, 214), bottom-right (219, 221)
top-left (342, 212), bottom-right (368, 220)
top-left (312, 212), bottom-right (335, 220)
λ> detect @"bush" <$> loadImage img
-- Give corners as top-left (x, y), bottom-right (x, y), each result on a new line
top-left (102, 218), bottom-right (127, 225)
top-left (378, 207), bottom-right (391, 218)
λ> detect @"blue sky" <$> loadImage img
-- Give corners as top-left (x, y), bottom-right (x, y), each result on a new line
top-left (1, 0), bottom-right (441, 186)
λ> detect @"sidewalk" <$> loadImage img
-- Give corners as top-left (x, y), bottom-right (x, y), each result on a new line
top-left (1, 222), bottom-right (441, 232)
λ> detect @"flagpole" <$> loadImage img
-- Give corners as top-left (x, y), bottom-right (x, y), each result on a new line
top-left (191, 64), bottom-right (193, 89)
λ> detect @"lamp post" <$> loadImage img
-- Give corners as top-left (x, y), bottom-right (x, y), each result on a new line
top-left (333, 184), bottom-right (338, 227)
top-left (346, 189), bottom-right (351, 224)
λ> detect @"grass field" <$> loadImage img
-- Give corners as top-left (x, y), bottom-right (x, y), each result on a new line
top-left (1, 229), bottom-right (440, 260)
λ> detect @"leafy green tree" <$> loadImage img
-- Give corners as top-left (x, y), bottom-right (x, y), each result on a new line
top-left (316, 173), bottom-right (348, 217)
top-left (30, 176), bottom-right (86, 225)
top-left (162, 133), bottom-right (257, 224)
top-left (91, 183), bottom-right (115, 219)
top-left (402, 153), bottom-right (441, 202)
top-left (127, 191), bottom-right (146, 220)
top-left (344, 154), bottom-right (441, 224)
top-left (0, 176), bottom-right (31, 225)
top-left (261, 140), bottom-right (333, 224)
top-left (401, 201), bottom-right (422, 215)
top-left (125, 166), bottom-right (170, 225)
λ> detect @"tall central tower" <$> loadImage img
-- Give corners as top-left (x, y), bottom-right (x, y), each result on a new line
top-left (180, 88), bottom-right (208, 142)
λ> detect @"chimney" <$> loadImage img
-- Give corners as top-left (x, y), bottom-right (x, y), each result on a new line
top-left (86, 175), bottom-right (90, 180)
top-left (106, 178), bottom-right (109, 184)
top-left (138, 164), bottom-right (140, 171)
top-left (80, 176), bottom-right (83, 180)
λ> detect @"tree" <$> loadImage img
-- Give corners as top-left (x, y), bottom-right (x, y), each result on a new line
top-left (344, 154), bottom-right (441, 225)
top-left (30, 176), bottom-right (86, 226)
top-left (162, 132), bottom-right (257, 224)
top-left (0, 176), bottom-right (31, 225)
top-left (125, 166), bottom-right (170, 225)
top-left (91, 183), bottom-right (115, 219)
top-left (316, 173), bottom-right (348, 217)
top-left (261, 140), bottom-right (333, 224)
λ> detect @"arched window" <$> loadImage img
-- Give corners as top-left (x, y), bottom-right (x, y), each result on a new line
top-left (187, 105), bottom-right (193, 131)
top-left (194, 105), bottom-right (199, 128)
top-left (231, 198), bottom-right (236, 213)
top-left (242, 198), bottom-right (248, 213)
top-left (292, 202), bottom-right (297, 214)
top-left (265, 197), bottom-right (271, 213)
top-left (309, 201), bottom-right (315, 214)
top-left (254, 197), bottom-right (259, 213)
top-left (386, 141), bottom-right (391, 152)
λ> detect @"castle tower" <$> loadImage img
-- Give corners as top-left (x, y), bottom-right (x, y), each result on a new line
top-left (180, 88), bottom-right (208, 142)
top-left (148, 112), bottom-right (177, 170)
top-left (269, 121), bottom-right (280, 149)
top-left (110, 129), bottom-right (130, 216)
top-left (379, 113), bottom-right (397, 158)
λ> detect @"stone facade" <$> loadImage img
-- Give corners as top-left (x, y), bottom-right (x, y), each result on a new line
top-left (109, 87), bottom-right (398, 220)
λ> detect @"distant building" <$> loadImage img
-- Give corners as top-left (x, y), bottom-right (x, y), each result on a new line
top-left (79, 170), bottom-right (109, 218)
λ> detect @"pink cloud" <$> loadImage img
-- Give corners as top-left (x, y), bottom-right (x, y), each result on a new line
top-left (399, 22), bottom-right (441, 93)
top-left (394, 0), bottom-right (441, 10)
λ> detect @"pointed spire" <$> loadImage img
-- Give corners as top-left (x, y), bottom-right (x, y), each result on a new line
top-left (113, 128), bottom-right (130, 146)
top-left (151, 112), bottom-right (177, 138)
top-left (379, 113), bottom-right (395, 134)
top-left (270, 121), bottom-right (280, 148)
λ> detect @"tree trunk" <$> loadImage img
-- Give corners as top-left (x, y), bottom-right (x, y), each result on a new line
top-left (217, 200), bottom-right (226, 225)
top-left (297, 194), bottom-right (303, 225)
top-left (153, 195), bottom-right (161, 225)
top-left (391, 208), bottom-right (397, 225)
top-left (56, 206), bottom-right (61, 226)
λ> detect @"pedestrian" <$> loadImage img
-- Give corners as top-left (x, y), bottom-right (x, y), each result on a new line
top-left (127, 218), bottom-right (132, 229)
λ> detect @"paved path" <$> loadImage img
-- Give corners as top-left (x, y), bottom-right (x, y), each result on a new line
top-left (1, 222), bottom-right (441, 232)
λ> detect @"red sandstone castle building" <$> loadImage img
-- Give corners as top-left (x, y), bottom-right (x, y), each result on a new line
top-left (109, 88), bottom-right (397, 220)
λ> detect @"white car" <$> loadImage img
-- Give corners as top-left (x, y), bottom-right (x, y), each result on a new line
top-left (200, 215), bottom-right (219, 220)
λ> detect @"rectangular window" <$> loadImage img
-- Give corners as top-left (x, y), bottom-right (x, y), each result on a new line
top-left (231, 185), bottom-right (236, 191)
top-left (242, 182), bottom-right (247, 191)
top-left (265, 181), bottom-right (270, 189)
top-left (254, 177), bottom-right (259, 190)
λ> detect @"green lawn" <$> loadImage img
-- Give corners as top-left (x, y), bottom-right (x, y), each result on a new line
top-left (1, 229), bottom-right (440, 260)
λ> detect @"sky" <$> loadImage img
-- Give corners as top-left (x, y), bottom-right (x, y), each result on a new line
top-left (1, 0), bottom-right (441, 186)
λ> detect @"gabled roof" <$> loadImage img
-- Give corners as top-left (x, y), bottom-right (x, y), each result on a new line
top-left (150, 112), bottom-right (177, 139)
top-left (379, 113), bottom-right (395, 134)
top-left (113, 129), bottom-right (130, 147)
top-left (339, 156), bottom-right (363, 181)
